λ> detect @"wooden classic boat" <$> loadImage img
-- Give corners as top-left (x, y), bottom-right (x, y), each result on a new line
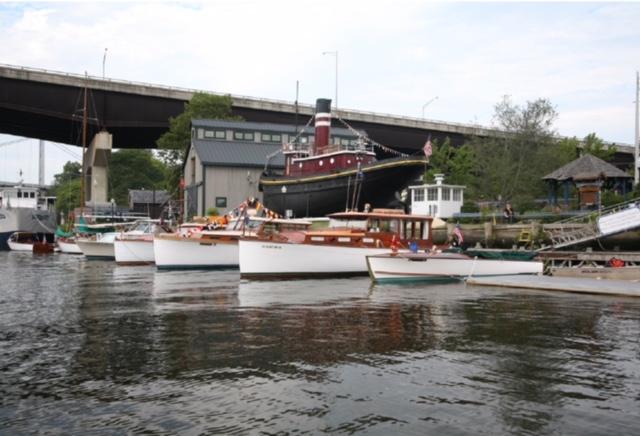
top-left (260, 98), bottom-right (427, 217)
top-left (154, 217), bottom-right (310, 270)
top-left (114, 220), bottom-right (171, 265)
top-left (239, 209), bottom-right (433, 279)
top-left (366, 249), bottom-right (543, 283)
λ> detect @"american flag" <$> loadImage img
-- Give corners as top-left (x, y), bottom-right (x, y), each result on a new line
top-left (453, 226), bottom-right (464, 244)
top-left (423, 136), bottom-right (433, 158)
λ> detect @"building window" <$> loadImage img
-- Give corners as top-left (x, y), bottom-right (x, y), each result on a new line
top-left (414, 189), bottom-right (424, 202)
top-left (234, 131), bottom-right (254, 141)
top-left (215, 197), bottom-right (227, 208)
top-left (442, 188), bottom-right (450, 201)
top-left (197, 128), bottom-right (204, 139)
top-left (190, 157), bottom-right (196, 184)
top-left (453, 189), bottom-right (462, 201)
top-left (204, 129), bottom-right (226, 139)
top-left (427, 188), bottom-right (437, 201)
top-left (261, 133), bottom-right (282, 143)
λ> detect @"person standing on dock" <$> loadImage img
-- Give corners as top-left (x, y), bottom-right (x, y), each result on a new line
top-left (503, 203), bottom-right (515, 223)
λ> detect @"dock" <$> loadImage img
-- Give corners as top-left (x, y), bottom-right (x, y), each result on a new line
top-left (466, 275), bottom-right (640, 297)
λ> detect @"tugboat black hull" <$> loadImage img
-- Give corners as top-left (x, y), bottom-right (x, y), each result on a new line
top-left (260, 156), bottom-right (426, 217)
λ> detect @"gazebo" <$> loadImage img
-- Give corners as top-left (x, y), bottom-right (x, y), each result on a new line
top-left (542, 154), bottom-right (632, 209)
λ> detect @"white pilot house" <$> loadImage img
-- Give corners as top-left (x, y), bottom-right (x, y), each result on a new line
top-left (409, 174), bottom-right (465, 218)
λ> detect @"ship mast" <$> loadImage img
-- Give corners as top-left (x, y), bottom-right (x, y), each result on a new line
top-left (80, 72), bottom-right (88, 209)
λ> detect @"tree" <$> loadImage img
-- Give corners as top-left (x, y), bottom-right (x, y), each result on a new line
top-left (156, 92), bottom-right (240, 194)
top-left (582, 132), bottom-right (616, 161)
top-left (51, 161), bottom-right (82, 215)
top-left (465, 96), bottom-right (574, 210)
top-left (425, 138), bottom-right (476, 189)
top-left (108, 149), bottom-right (167, 205)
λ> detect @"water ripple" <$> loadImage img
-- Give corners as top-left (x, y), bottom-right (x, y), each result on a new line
top-left (1, 252), bottom-right (640, 434)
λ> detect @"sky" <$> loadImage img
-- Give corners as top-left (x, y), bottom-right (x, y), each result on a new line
top-left (1, 0), bottom-right (639, 184)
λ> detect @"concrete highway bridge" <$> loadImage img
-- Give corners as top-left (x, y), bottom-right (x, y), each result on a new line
top-left (0, 63), bottom-right (635, 168)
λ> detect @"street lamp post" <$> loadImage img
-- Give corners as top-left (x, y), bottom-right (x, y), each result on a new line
top-left (102, 48), bottom-right (108, 79)
top-left (422, 96), bottom-right (438, 119)
top-left (322, 51), bottom-right (338, 108)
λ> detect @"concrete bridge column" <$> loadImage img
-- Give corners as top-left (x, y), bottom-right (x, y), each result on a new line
top-left (84, 131), bottom-right (112, 206)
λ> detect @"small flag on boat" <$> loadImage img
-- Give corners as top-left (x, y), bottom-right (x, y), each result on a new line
top-left (423, 136), bottom-right (433, 158)
top-left (453, 225), bottom-right (464, 244)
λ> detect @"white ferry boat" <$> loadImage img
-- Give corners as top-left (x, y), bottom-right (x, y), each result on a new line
top-left (0, 183), bottom-right (56, 250)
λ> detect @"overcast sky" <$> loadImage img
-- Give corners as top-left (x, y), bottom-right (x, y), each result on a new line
top-left (1, 0), bottom-right (639, 184)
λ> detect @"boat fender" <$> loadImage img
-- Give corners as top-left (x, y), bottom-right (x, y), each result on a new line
top-left (608, 257), bottom-right (625, 268)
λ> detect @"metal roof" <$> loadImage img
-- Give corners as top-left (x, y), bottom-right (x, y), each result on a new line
top-left (193, 139), bottom-right (285, 168)
top-left (542, 153), bottom-right (632, 181)
top-left (192, 119), bottom-right (363, 137)
top-left (128, 189), bottom-right (171, 204)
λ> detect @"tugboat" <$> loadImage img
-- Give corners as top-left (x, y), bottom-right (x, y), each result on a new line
top-left (260, 99), bottom-right (427, 217)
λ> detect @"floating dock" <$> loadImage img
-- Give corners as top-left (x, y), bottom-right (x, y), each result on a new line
top-left (466, 275), bottom-right (640, 297)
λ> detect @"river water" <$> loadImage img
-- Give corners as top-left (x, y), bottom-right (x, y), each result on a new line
top-left (1, 251), bottom-right (639, 435)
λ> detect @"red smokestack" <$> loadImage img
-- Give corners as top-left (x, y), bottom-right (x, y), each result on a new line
top-left (314, 98), bottom-right (331, 155)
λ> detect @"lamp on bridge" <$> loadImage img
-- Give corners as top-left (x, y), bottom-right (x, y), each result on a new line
top-left (422, 96), bottom-right (438, 119)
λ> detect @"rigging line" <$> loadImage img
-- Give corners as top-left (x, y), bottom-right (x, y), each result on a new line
top-left (51, 142), bottom-right (82, 160)
top-left (334, 114), bottom-right (408, 157)
top-left (0, 137), bottom-right (30, 148)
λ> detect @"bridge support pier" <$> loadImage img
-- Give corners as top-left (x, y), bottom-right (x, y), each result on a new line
top-left (83, 131), bottom-right (112, 207)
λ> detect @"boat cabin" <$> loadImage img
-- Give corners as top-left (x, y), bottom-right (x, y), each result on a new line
top-left (314, 209), bottom-right (433, 249)
top-left (409, 174), bottom-right (465, 218)
top-left (0, 185), bottom-right (53, 210)
top-left (283, 98), bottom-right (375, 177)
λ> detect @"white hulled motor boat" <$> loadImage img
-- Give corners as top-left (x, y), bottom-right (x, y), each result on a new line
top-left (1, 183), bottom-right (56, 250)
top-left (114, 220), bottom-right (171, 265)
top-left (366, 250), bottom-right (543, 283)
top-left (154, 216), bottom-right (310, 269)
top-left (239, 209), bottom-right (434, 279)
top-left (76, 232), bottom-right (118, 260)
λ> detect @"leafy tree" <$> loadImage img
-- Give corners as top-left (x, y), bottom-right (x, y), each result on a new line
top-left (156, 92), bottom-right (240, 194)
top-left (581, 132), bottom-right (616, 161)
top-left (425, 137), bottom-right (476, 193)
top-left (51, 161), bottom-right (82, 215)
top-left (108, 149), bottom-right (167, 206)
top-left (464, 96), bottom-right (577, 210)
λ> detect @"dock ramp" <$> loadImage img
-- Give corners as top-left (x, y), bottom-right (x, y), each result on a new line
top-left (541, 198), bottom-right (640, 250)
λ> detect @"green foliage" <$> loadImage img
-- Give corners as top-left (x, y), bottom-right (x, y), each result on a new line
top-left (425, 138), bottom-right (476, 188)
top-left (582, 132), bottom-right (616, 161)
top-left (453, 96), bottom-right (578, 210)
top-left (51, 161), bottom-right (82, 215)
top-left (53, 178), bottom-right (81, 216)
top-left (53, 161), bottom-right (82, 186)
top-left (205, 207), bottom-right (219, 216)
top-left (601, 190), bottom-right (625, 208)
top-left (108, 150), bottom-right (167, 206)
top-left (156, 93), bottom-right (240, 194)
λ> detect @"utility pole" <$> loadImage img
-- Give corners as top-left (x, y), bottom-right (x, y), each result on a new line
top-left (38, 139), bottom-right (45, 187)
top-left (635, 71), bottom-right (639, 187)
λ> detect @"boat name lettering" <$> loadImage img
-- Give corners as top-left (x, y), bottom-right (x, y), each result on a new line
top-left (261, 244), bottom-right (283, 249)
